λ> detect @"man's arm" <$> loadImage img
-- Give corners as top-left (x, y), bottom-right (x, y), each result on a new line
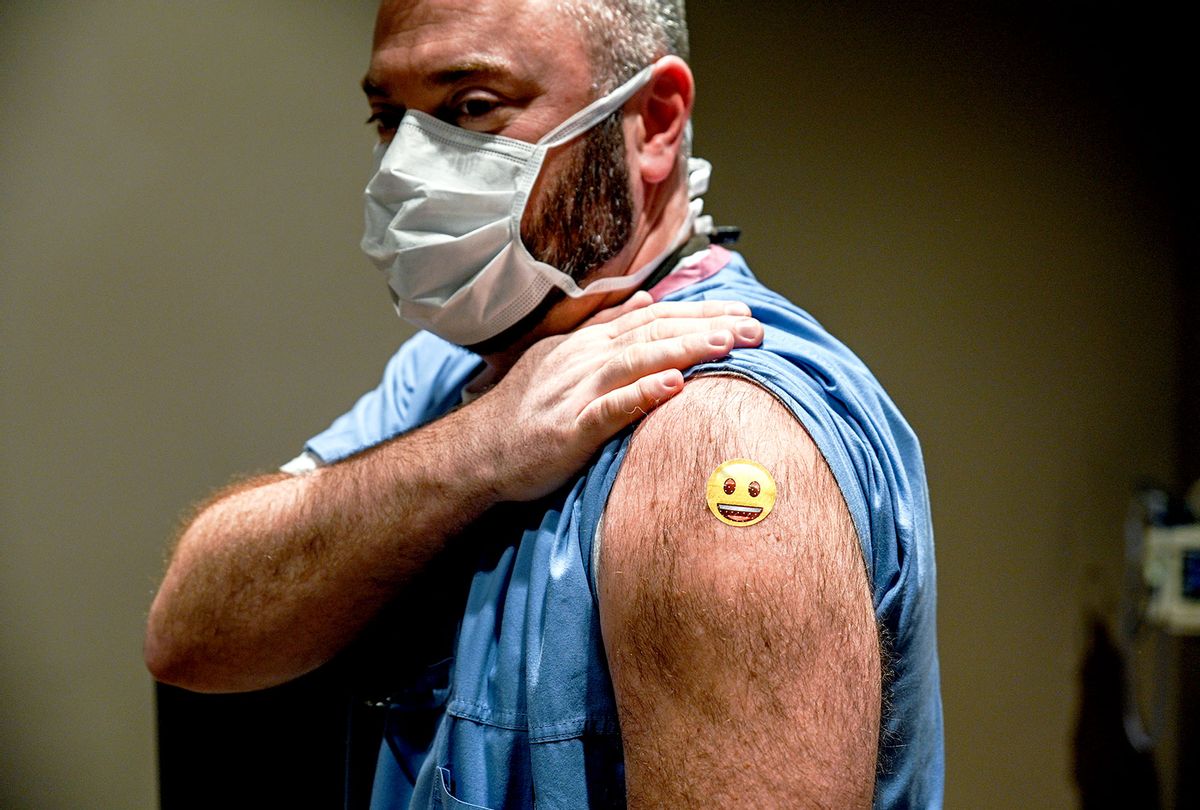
top-left (145, 295), bottom-right (764, 693)
top-left (599, 375), bottom-right (880, 807)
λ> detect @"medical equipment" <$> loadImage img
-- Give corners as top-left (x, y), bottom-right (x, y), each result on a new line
top-left (1142, 522), bottom-right (1200, 635)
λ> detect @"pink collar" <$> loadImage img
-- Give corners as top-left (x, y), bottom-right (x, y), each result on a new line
top-left (647, 245), bottom-right (732, 301)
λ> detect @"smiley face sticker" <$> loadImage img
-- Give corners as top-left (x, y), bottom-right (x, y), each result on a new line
top-left (705, 458), bottom-right (777, 527)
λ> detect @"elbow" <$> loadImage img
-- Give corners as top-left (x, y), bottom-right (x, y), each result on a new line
top-left (143, 595), bottom-right (227, 693)
top-left (143, 624), bottom-right (246, 694)
top-left (144, 599), bottom-right (299, 694)
top-left (143, 521), bottom-right (250, 692)
top-left (143, 601), bottom-right (198, 689)
top-left (143, 626), bottom-right (179, 686)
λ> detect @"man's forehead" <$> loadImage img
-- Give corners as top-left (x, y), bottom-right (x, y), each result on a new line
top-left (367, 0), bottom-right (591, 95)
top-left (372, 0), bottom-right (576, 57)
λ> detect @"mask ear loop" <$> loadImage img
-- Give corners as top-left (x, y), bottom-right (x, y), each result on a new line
top-left (536, 63), bottom-right (658, 149)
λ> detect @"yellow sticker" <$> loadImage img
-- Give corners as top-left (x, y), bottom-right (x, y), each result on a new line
top-left (705, 458), bottom-right (777, 527)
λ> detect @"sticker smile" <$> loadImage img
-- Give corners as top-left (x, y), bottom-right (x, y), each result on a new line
top-left (717, 504), bottom-right (762, 523)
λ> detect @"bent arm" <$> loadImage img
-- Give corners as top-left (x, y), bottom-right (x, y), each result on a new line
top-left (145, 404), bottom-right (503, 693)
top-left (599, 376), bottom-right (880, 807)
top-left (146, 296), bottom-right (764, 693)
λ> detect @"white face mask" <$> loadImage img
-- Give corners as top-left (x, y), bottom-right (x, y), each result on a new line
top-left (361, 62), bottom-right (711, 347)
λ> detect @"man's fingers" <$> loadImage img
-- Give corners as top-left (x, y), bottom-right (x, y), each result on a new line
top-left (622, 314), bottom-right (763, 347)
top-left (577, 369), bottom-right (685, 436)
top-left (498, 297), bottom-right (761, 496)
top-left (602, 298), bottom-right (752, 338)
top-left (589, 328), bottom-right (741, 393)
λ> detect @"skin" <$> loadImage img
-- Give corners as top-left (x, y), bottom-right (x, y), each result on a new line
top-left (147, 0), bottom-right (882, 804)
top-left (602, 377), bottom-right (880, 807)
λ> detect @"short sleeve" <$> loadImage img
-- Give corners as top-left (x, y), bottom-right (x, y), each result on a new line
top-left (303, 331), bottom-right (482, 465)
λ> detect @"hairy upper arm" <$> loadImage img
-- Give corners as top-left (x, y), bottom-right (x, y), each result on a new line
top-left (599, 375), bottom-right (880, 808)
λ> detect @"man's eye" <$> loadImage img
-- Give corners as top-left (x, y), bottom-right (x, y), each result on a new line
top-left (365, 110), bottom-right (403, 138)
top-left (459, 98), bottom-right (498, 118)
top-left (448, 94), bottom-right (503, 127)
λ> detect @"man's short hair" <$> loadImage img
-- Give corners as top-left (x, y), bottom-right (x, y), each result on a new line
top-left (561, 0), bottom-right (689, 93)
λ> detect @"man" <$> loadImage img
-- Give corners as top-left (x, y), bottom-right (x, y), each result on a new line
top-left (146, 0), bottom-right (943, 807)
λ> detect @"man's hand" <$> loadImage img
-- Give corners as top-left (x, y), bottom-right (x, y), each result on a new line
top-left (474, 291), bottom-right (764, 501)
top-left (146, 293), bottom-right (763, 693)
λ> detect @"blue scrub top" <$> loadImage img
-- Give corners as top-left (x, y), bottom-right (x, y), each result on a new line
top-left (307, 252), bottom-right (944, 809)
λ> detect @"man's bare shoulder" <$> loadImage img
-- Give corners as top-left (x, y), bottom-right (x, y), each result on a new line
top-left (598, 374), bottom-right (879, 806)
top-left (602, 373), bottom-right (842, 576)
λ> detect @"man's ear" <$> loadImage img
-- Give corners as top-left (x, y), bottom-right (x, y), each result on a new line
top-left (631, 56), bottom-right (694, 185)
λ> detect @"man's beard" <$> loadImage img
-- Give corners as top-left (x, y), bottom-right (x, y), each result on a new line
top-left (523, 108), bottom-right (635, 282)
top-left (525, 109), bottom-right (638, 282)
top-left (464, 110), bottom-right (635, 356)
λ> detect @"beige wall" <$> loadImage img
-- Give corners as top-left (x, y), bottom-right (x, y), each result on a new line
top-left (0, 2), bottom-right (1183, 808)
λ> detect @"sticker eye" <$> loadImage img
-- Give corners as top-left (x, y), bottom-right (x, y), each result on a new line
top-left (723, 478), bottom-right (736, 495)
top-left (748, 481), bottom-right (761, 498)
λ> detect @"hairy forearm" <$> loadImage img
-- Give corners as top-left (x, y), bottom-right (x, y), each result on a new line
top-left (144, 406), bottom-right (498, 693)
